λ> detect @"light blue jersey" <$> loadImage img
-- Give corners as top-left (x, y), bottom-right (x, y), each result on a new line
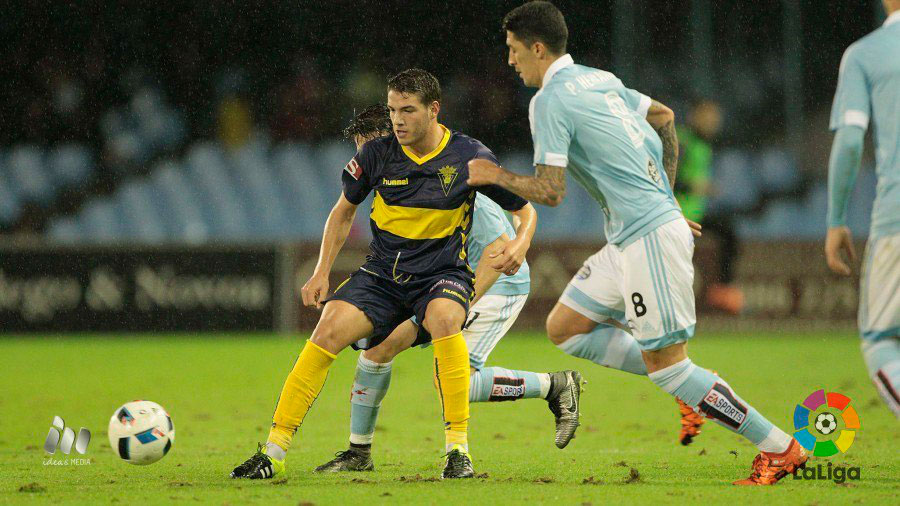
top-left (829, 12), bottom-right (900, 239)
top-left (530, 54), bottom-right (682, 248)
top-left (468, 194), bottom-right (530, 296)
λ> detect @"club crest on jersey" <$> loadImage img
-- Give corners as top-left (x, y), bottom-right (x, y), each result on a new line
top-left (437, 165), bottom-right (459, 196)
top-left (344, 158), bottom-right (363, 180)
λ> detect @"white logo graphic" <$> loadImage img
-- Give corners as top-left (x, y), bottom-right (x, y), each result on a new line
top-left (44, 416), bottom-right (91, 455)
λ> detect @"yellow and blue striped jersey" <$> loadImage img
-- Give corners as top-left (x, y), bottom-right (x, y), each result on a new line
top-left (341, 125), bottom-right (527, 275)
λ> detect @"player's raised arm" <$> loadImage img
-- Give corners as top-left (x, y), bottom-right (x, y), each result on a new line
top-left (645, 99), bottom-right (679, 189)
top-left (469, 160), bottom-right (567, 207)
top-left (302, 193), bottom-right (358, 308)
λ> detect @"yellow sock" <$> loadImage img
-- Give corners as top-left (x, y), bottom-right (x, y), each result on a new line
top-left (267, 340), bottom-right (336, 452)
top-left (432, 331), bottom-right (470, 452)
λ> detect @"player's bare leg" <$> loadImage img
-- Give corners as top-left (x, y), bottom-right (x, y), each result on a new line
top-left (547, 303), bottom-right (701, 445)
top-left (422, 297), bottom-right (474, 479)
top-left (231, 301), bottom-right (373, 479)
top-left (643, 342), bottom-right (807, 485)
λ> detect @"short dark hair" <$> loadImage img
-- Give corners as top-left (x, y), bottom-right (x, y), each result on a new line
top-left (502, 1), bottom-right (568, 55)
top-left (343, 104), bottom-right (392, 140)
top-left (387, 68), bottom-right (441, 106)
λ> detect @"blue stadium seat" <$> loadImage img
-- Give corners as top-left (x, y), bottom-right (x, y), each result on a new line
top-left (78, 197), bottom-right (123, 241)
top-left (757, 148), bottom-right (800, 194)
top-left (136, 108), bottom-right (169, 151)
top-left (273, 143), bottom-right (330, 238)
top-left (48, 144), bottom-right (94, 187)
top-left (756, 201), bottom-right (810, 239)
top-left (0, 170), bottom-right (22, 226)
top-left (150, 161), bottom-right (209, 242)
top-left (46, 216), bottom-right (83, 242)
top-left (8, 145), bottom-right (55, 205)
top-left (315, 141), bottom-right (354, 200)
top-left (230, 144), bottom-right (289, 238)
top-left (108, 130), bottom-right (151, 169)
top-left (186, 143), bottom-right (251, 238)
top-left (708, 149), bottom-right (759, 213)
top-left (101, 85), bottom-right (187, 172)
top-left (115, 180), bottom-right (167, 242)
top-left (159, 110), bottom-right (187, 150)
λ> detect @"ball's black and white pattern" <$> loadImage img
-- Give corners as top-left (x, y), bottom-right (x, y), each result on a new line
top-left (814, 412), bottom-right (838, 435)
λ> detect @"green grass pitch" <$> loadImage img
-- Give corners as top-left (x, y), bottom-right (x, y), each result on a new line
top-left (1, 331), bottom-right (897, 504)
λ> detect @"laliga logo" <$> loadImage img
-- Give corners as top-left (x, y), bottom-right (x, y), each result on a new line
top-left (792, 389), bottom-right (859, 457)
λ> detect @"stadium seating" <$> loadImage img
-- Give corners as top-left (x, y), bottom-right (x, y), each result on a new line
top-left (0, 143), bottom-right (96, 227)
top-left (101, 86), bottom-right (186, 172)
top-left (41, 138), bottom-right (877, 243)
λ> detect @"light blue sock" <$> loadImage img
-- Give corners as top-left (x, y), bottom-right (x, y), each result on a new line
top-left (556, 323), bottom-right (647, 376)
top-left (349, 354), bottom-right (392, 445)
top-left (861, 339), bottom-right (900, 417)
top-left (469, 367), bottom-right (551, 402)
top-left (648, 358), bottom-right (792, 453)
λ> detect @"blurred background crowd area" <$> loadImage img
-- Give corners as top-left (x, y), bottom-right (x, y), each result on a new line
top-left (0, 1), bottom-right (887, 244)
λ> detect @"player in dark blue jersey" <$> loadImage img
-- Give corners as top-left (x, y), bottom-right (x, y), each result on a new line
top-left (231, 69), bottom-right (536, 480)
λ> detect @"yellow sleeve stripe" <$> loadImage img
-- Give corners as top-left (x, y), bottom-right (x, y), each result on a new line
top-left (372, 191), bottom-right (467, 240)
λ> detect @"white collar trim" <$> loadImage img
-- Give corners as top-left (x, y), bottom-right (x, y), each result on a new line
top-left (542, 54), bottom-right (574, 88)
top-left (886, 11), bottom-right (900, 27)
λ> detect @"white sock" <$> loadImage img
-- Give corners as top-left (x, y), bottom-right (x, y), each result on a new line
top-left (265, 441), bottom-right (286, 461)
top-left (756, 426), bottom-right (794, 454)
top-left (538, 373), bottom-right (551, 398)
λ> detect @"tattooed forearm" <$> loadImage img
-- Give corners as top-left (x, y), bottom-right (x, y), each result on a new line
top-left (646, 99), bottom-right (679, 189)
top-left (495, 164), bottom-right (566, 206)
top-left (656, 119), bottom-right (678, 189)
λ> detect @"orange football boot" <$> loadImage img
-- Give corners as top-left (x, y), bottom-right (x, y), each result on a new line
top-left (733, 439), bottom-right (808, 485)
top-left (677, 398), bottom-right (706, 445)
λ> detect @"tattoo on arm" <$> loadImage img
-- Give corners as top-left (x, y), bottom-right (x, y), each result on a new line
top-left (651, 102), bottom-right (679, 189)
top-left (494, 164), bottom-right (566, 206)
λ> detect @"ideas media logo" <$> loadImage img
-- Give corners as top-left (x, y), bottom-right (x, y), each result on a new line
top-left (43, 416), bottom-right (92, 466)
top-left (792, 389), bottom-right (860, 457)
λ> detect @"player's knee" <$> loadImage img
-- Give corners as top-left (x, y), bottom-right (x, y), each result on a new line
top-left (309, 321), bottom-right (343, 352)
top-left (546, 308), bottom-right (572, 345)
top-left (363, 346), bottom-right (396, 364)
top-left (641, 342), bottom-right (688, 373)
top-left (423, 314), bottom-right (463, 339)
top-left (364, 335), bottom-right (407, 363)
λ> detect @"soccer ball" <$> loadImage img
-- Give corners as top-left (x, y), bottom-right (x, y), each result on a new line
top-left (814, 412), bottom-right (837, 435)
top-left (108, 400), bottom-right (175, 465)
